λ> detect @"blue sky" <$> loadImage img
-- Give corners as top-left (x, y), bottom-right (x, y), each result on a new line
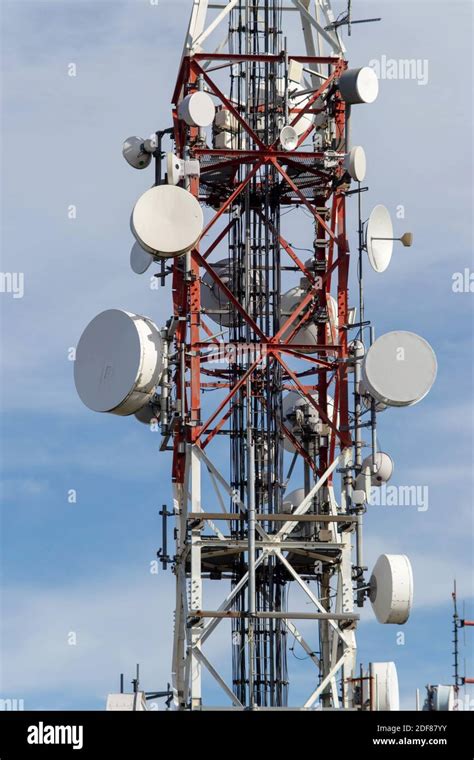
top-left (0, 0), bottom-right (473, 710)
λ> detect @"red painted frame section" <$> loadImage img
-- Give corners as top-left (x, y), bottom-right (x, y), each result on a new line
top-left (170, 52), bottom-right (351, 483)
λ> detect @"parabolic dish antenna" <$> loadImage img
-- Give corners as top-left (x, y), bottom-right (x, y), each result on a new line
top-left (368, 662), bottom-right (400, 711)
top-left (280, 125), bottom-right (298, 151)
top-left (178, 91), bottom-right (216, 127)
top-left (134, 404), bottom-right (158, 425)
top-left (122, 136), bottom-right (152, 170)
top-left (366, 205), bottom-right (393, 273)
top-left (130, 241), bottom-right (154, 275)
top-left (74, 309), bottom-right (164, 416)
top-left (355, 451), bottom-right (393, 495)
top-left (339, 67), bottom-right (379, 105)
top-left (166, 152), bottom-right (184, 186)
top-left (131, 185), bottom-right (203, 258)
top-left (345, 145), bottom-right (366, 182)
top-left (429, 685), bottom-right (455, 712)
top-left (370, 554), bottom-right (413, 625)
top-left (362, 331), bottom-right (437, 407)
top-left (282, 488), bottom-right (305, 513)
top-left (361, 452), bottom-right (394, 486)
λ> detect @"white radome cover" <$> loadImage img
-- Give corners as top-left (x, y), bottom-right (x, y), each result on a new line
top-left (361, 452), bottom-right (394, 485)
top-left (280, 125), bottom-right (299, 151)
top-left (74, 309), bottom-right (163, 415)
top-left (345, 145), bottom-right (366, 181)
top-left (130, 241), bottom-right (154, 274)
top-left (431, 684), bottom-right (455, 712)
top-left (178, 91), bottom-right (216, 127)
top-left (282, 488), bottom-right (305, 513)
top-left (370, 554), bottom-right (414, 625)
top-left (339, 67), bottom-right (379, 104)
top-left (362, 331), bottom-right (437, 407)
top-left (131, 185), bottom-right (203, 258)
top-left (122, 136), bottom-right (152, 170)
top-left (369, 662), bottom-right (400, 711)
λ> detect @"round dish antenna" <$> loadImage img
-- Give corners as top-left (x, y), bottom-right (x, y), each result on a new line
top-left (345, 145), bottom-right (366, 181)
top-left (339, 67), bottom-right (379, 104)
top-left (74, 309), bottom-right (164, 416)
top-left (425, 685), bottom-right (455, 712)
top-left (178, 92), bottom-right (216, 127)
top-left (122, 136), bottom-right (153, 170)
top-left (130, 241), bottom-right (154, 275)
top-left (361, 452), bottom-right (394, 486)
top-left (131, 185), bottom-right (203, 258)
top-left (166, 153), bottom-right (184, 186)
top-left (280, 125), bottom-right (298, 151)
top-left (366, 205), bottom-right (393, 272)
top-left (134, 403), bottom-right (159, 425)
top-left (369, 554), bottom-right (414, 624)
top-left (362, 331), bottom-right (437, 407)
top-left (282, 488), bottom-right (305, 512)
top-left (367, 662), bottom-right (400, 711)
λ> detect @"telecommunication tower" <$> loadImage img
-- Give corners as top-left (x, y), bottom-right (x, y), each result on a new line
top-left (75, 0), bottom-right (437, 710)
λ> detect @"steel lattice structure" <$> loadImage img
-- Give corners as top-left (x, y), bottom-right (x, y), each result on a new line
top-left (75, 0), bottom-right (433, 713)
top-left (167, 0), bottom-right (360, 710)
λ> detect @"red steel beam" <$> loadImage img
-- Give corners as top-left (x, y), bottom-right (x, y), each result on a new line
top-left (194, 251), bottom-right (267, 341)
top-left (192, 60), bottom-right (266, 149)
top-left (271, 351), bottom-right (344, 444)
top-left (198, 160), bottom-right (263, 241)
top-left (271, 158), bottom-right (338, 243)
top-left (195, 355), bottom-right (263, 441)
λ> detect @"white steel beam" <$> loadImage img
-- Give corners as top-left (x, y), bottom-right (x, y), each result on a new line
top-left (275, 549), bottom-right (353, 647)
top-left (193, 445), bottom-right (270, 541)
top-left (191, 0), bottom-right (240, 54)
top-left (189, 447), bottom-right (203, 708)
top-left (199, 550), bottom-right (270, 644)
top-left (183, 0), bottom-right (210, 54)
top-left (304, 652), bottom-right (347, 708)
top-left (290, 0), bottom-right (342, 55)
top-left (283, 619), bottom-right (322, 670)
top-left (192, 647), bottom-right (244, 707)
top-left (171, 483), bottom-right (187, 709)
top-left (273, 450), bottom-right (346, 540)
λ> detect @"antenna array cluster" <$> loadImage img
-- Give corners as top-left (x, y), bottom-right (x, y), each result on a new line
top-left (75, 0), bottom-right (439, 711)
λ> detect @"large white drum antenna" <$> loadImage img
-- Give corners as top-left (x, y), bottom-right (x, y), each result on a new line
top-left (370, 554), bottom-right (414, 625)
top-left (74, 309), bottom-right (164, 416)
